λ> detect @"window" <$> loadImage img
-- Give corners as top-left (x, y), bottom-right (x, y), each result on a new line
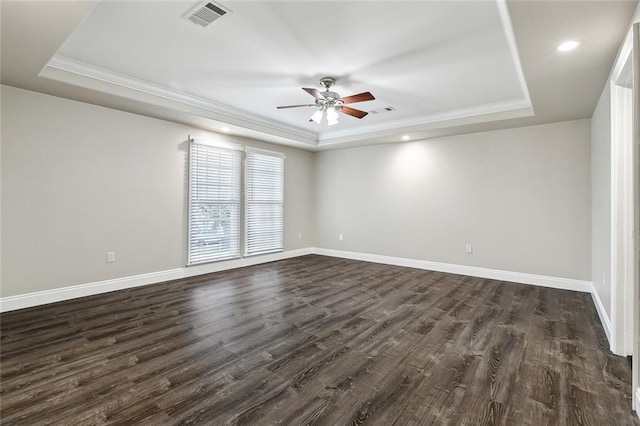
top-left (188, 140), bottom-right (242, 265)
top-left (187, 140), bottom-right (285, 265)
top-left (244, 147), bottom-right (285, 256)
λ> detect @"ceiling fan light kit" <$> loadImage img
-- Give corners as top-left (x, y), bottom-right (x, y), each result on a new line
top-left (310, 109), bottom-right (324, 124)
top-left (277, 77), bottom-right (375, 126)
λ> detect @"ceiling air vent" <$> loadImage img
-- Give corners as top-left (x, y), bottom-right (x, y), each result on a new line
top-left (183, 1), bottom-right (231, 28)
top-left (369, 106), bottom-right (396, 115)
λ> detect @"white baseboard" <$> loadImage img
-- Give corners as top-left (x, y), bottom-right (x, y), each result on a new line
top-left (0, 247), bottom-right (594, 314)
top-left (0, 248), bottom-right (313, 313)
top-left (590, 283), bottom-right (613, 345)
top-left (313, 248), bottom-right (592, 293)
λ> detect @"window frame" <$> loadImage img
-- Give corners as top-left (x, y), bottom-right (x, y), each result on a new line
top-left (187, 138), bottom-right (243, 266)
top-left (244, 146), bottom-right (286, 257)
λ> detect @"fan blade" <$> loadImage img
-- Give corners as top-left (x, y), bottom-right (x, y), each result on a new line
top-left (303, 87), bottom-right (325, 100)
top-left (340, 106), bottom-right (368, 119)
top-left (276, 104), bottom-right (315, 109)
top-left (340, 91), bottom-right (375, 104)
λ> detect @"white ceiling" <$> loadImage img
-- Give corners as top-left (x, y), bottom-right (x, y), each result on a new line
top-left (1, 1), bottom-right (638, 150)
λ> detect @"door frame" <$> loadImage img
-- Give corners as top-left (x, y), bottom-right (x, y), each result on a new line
top-left (610, 23), bottom-right (639, 412)
top-left (610, 28), bottom-right (634, 356)
top-left (610, 28), bottom-right (635, 357)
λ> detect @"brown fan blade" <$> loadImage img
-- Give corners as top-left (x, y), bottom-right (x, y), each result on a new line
top-left (302, 87), bottom-right (325, 100)
top-left (340, 106), bottom-right (368, 119)
top-left (340, 91), bottom-right (375, 104)
top-left (276, 104), bottom-right (315, 109)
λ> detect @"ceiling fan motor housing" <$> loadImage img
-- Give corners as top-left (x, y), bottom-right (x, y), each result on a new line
top-left (319, 77), bottom-right (336, 89)
top-left (323, 91), bottom-right (340, 101)
top-left (277, 76), bottom-right (372, 119)
top-left (319, 78), bottom-right (340, 102)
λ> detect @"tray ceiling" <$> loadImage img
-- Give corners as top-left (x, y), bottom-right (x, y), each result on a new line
top-left (44, 0), bottom-right (530, 147)
top-left (2, 1), bottom-right (636, 150)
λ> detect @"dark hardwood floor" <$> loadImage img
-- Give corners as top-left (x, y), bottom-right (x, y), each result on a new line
top-left (1, 255), bottom-right (638, 425)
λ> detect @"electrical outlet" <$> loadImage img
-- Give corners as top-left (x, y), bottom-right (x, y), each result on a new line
top-left (465, 244), bottom-right (473, 254)
top-left (106, 251), bottom-right (116, 263)
top-left (339, 234), bottom-right (344, 241)
top-left (298, 232), bottom-right (303, 239)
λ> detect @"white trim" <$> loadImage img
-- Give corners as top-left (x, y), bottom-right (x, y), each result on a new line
top-left (44, 56), bottom-right (532, 148)
top-left (191, 137), bottom-right (243, 151)
top-left (0, 247), bottom-right (595, 314)
top-left (590, 283), bottom-right (613, 344)
top-left (45, 56), bottom-right (304, 134)
top-left (244, 146), bottom-right (286, 159)
top-left (610, 40), bottom-right (635, 356)
top-left (0, 248), bottom-right (313, 313)
top-left (495, 0), bottom-right (532, 112)
top-left (631, 21), bottom-right (639, 415)
top-left (43, 56), bottom-right (317, 143)
top-left (313, 248), bottom-right (591, 293)
top-left (611, 31), bottom-right (633, 83)
top-left (318, 98), bottom-right (532, 142)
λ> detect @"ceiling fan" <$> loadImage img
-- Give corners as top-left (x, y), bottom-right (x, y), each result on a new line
top-left (277, 77), bottom-right (375, 126)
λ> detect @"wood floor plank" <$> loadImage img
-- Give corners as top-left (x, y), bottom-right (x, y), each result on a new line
top-left (1, 255), bottom-right (638, 425)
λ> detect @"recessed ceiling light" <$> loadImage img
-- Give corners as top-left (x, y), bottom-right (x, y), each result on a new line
top-left (402, 135), bottom-right (410, 141)
top-left (557, 40), bottom-right (580, 52)
top-left (221, 126), bottom-right (230, 133)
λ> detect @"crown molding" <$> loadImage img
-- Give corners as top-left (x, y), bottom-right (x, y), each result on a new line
top-left (43, 55), bottom-right (318, 146)
top-left (43, 54), bottom-right (532, 149)
top-left (317, 98), bottom-right (532, 143)
top-left (319, 0), bottom-right (533, 144)
top-left (496, 0), bottom-right (533, 112)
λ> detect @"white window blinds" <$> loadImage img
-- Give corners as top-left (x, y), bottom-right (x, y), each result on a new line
top-left (245, 147), bottom-right (285, 256)
top-left (188, 140), bottom-right (242, 265)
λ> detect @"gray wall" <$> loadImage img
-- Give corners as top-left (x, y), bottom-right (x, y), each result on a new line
top-left (1, 85), bottom-right (594, 299)
top-left (315, 120), bottom-right (592, 280)
top-left (591, 81), bottom-right (612, 317)
top-left (1, 86), bottom-right (315, 297)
